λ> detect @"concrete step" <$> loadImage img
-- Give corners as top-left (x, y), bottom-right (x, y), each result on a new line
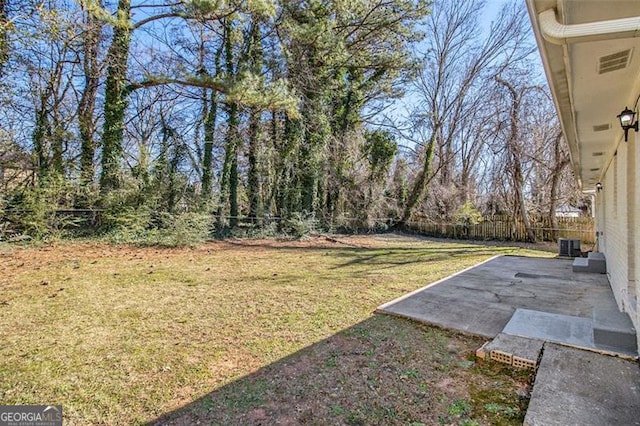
top-left (588, 251), bottom-right (606, 260)
top-left (572, 256), bottom-right (606, 273)
top-left (502, 308), bottom-right (595, 349)
top-left (587, 257), bottom-right (607, 273)
top-left (593, 306), bottom-right (638, 355)
top-left (572, 257), bottom-right (591, 272)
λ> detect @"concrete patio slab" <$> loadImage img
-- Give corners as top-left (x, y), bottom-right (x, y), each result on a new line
top-left (377, 255), bottom-right (637, 356)
top-left (379, 288), bottom-right (516, 337)
top-left (524, 343), bottom-right (640, 426)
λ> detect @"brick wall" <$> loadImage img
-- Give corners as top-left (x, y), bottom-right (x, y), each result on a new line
top-left (602, 144), bottom-right (628, 308)
top-left (600, 133), bottom-right (640, 348)
top-left (628, 133), bottom-right (638, 328)
top-left (633, 132), bottom-right (640, 337)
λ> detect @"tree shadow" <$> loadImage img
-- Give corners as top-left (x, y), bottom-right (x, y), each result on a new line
top-left (146, 315), bottom-right (528, 426)
top-left (219, 233), bottom-right (545, 254)
top-left (328, 247), bottom-right (515, 270)
top-left (223, 237), bottom-right (516, 270)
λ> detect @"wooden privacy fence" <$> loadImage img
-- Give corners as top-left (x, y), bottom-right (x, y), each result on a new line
top-left (405, 216), bottom-right (595, 244)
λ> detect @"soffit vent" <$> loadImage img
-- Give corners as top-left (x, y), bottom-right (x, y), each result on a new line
top-left (598, 49), bottom-right (632, 74)
top-left (592, 123), bottom-right (610, 132)
top-left (590, 168), bottom-right (599, 172)
top-left (592, 152), bottom-right (604, 156)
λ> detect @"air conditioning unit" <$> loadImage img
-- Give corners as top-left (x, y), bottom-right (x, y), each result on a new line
top-left (559, 238), bottom-right (581, 257)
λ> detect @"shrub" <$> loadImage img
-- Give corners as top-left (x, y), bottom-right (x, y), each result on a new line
top-left (103, 209), bottom-right (212, 247)
top-left (280, 212), bottom-right (318, 239)
top-left (3, 175), bottom-right (77, 240)
top-left (455, 202), bottom-right (483, 226)
top-left (168, 212), bottom-right (212, 247)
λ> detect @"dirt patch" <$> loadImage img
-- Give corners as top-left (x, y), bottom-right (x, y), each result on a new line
top-left (154, 317), bottom-right (530, 426)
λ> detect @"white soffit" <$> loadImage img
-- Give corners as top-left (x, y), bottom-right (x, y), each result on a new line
top-left (526, 0), bottom-right (640, 190)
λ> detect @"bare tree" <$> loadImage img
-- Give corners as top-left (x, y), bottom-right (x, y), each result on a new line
top-left (400, 0), bottom-right (531, 225)
top-left (494, 74), bottom-right (536, 242)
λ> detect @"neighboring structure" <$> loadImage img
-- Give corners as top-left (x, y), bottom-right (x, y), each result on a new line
top-left (526, 0), bottom-right (640, 348)
top-left (0, 150), bottom-right (33, 191)
top-left (554, 205), bottom-right (582, 218)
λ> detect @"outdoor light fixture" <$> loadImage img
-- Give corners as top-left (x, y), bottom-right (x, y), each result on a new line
top-left (617, 107), bottom-right (638, 142)
top-left (596, 182), bottom-right (603, 192)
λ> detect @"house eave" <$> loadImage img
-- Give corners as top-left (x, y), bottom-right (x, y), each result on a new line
top-left (525, 0), bottom-right (582, 188)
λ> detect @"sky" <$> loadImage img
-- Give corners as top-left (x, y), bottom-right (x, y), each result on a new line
top-left (481, 0), bottom-right (511, 31)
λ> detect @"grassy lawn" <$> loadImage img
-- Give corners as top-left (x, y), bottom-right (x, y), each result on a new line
top-left (0, 234), bottom-right (552, 425)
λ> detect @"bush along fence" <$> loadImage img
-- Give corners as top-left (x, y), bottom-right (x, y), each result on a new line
top-left (403, 215), bottom-right (595, 244)
top-left (0, 209), bottom-right (595, 245)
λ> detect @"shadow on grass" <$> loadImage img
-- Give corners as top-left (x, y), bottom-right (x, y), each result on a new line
top-left (225, 237), bottom-right (517, 270)
top-left (221, 233), bottom-right (544, 253)
top-left (328, 247), bottom-right (514, 270)
top-left (147, 315), bottom-right (529, 426)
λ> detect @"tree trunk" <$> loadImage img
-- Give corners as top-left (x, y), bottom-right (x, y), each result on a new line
top-left (273, 113), bottom-right (301, 217)
top-left (300, 98), bottom-right (327, 214)
top-left (0, 0), bottom-right (8, 79)
top-left (201, 89), bottom-right (217, 203)
top-left (217, 19), bottom-right (240, 227)
top-left (496, 75), bottom-right (536, 242)
top-left (548, 132), bottom-right (569, 241)
top-left (218, 101), bottom-right (239, 225)
top-left (247, 108), bottom-right (262, 220)
top-left (246, 21), bottom-right (263, 221)
top-left (167, 132), bottom-right (182, 213)
top-left (263, 110), bottom-right (278, 216)
top-left (78, 1), bottom-right (103, 187)
top-left (512, 164), bottom-right (534, 241)
top-left (229, 139), bottom-right (239, 227)
top-left (51, 110), bottom-right (64, 176)
top-left (201, 41), bottom-right (223, 205)
top-left (327, 69), bottom-right (361, 219)
top-left (154, 124), bottom-right (169, 209)
top-left (100, 0), bottom-right (132, 192)
top-left (32, 97), bottom-right (50, 180)
top-left (400, 131), bottom-right (437, 226)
